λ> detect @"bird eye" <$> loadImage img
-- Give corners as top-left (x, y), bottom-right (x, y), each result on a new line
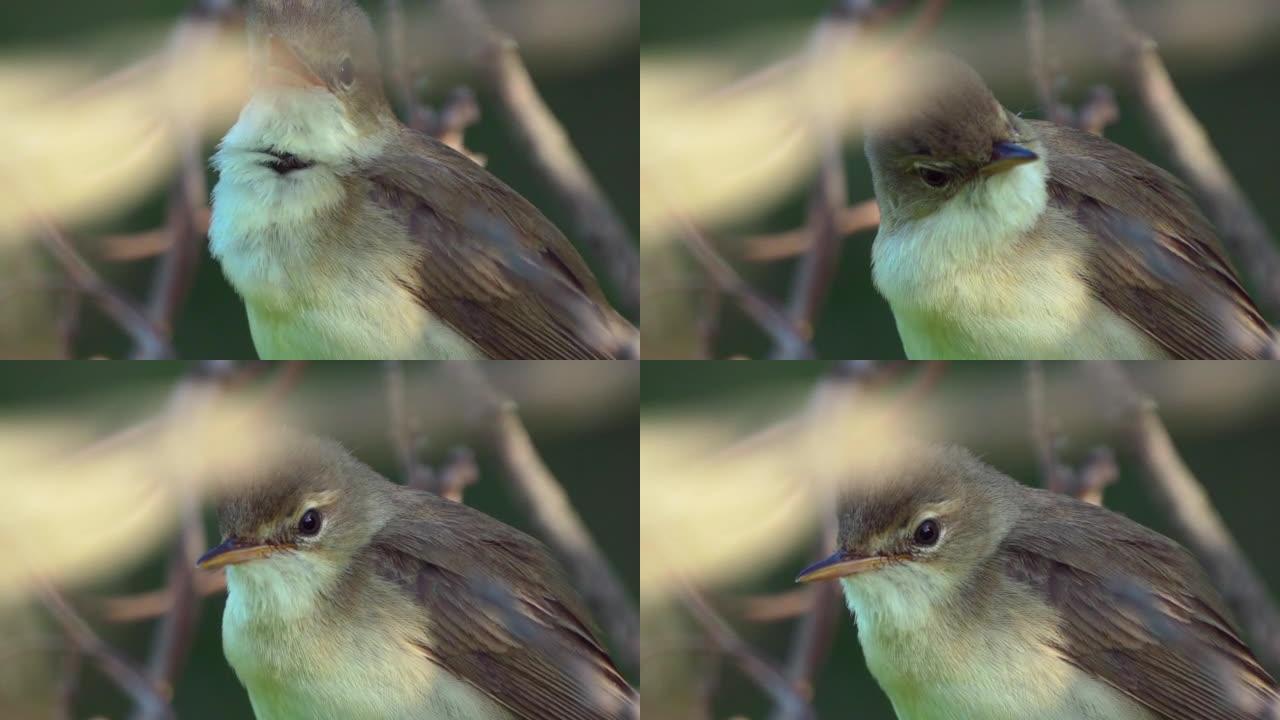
top-left (913, 518), bottom-right (940, 547)
top-left (298, 508), bottom-right (323, 536)
top-left (337, 58), bottom-right (355, 87)
top-left (917, 167), bottom-right (950, 188)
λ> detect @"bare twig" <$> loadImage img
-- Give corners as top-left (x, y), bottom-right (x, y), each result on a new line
top-left (1026, 361), bottom-right (1065, 489)
top-left (1024, 0), bottom-right (1071, 126)
top-left (1084, 0), bottom-right (1280, 318)
top-left (460, 367), bottom-right (638, 670)
top-left (385, 361), bottom-right (436, 489)
top-left (384, 0), bottom-right (432, 134)
top-left (738, 589), bottom-right (817, 623)
top-left (672, 212), bottom-right (814, 359)
top-left (37, 582), bottom-right (174, 719)
top-left (771, 512), bottom-right (840, 720)
top-left (56, 636), bottom-right (83, 720)
top-left (99, 208), bottom-right (213, 261)
top-left (1097, 362), bottom-right (1280, 670)
top-left (1075, 85), bottom-right (1119, 136)
top-left (678, 579), bottom-right (815, 720)
top-left (783, 6), bottom-right (859, 347)
top-left (35, 218), bottom-right (174, 360)
top-left (145, 5), bottom-right (224, 342)
top-left (744, 201), bottom-right (880, 262)
top-left (443, 0), bottom-right (639, 314)
top-left (1026, 362), bottom-right (1116, 505)
top-left (101, 572), bottom-right (227, 623)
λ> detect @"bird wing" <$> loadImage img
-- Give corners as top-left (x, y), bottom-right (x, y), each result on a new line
top-left (1032, 120), bottom-right (1272, 359)
top-left (366, 132), bottom-right (632, 359)
top-left (1003, 488), bottom-right (1279, 720)
top-left (369, 491), bottom-right (636, 720)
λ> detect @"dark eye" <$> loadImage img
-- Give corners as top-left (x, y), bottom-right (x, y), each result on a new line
top-left (337, 58), bottom-right (355, 87)
top-left (913, 518), bottom-right (940, 546)
top-left (917, 167), bottom-right (950, 188)
top-left (299, 508), bottom-right (322, 536)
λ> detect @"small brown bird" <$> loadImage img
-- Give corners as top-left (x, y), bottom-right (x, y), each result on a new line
top-left (209, 0), bottom-right (633, 359)
top-left (197, 434), bottom-right (636, 719)
top-left (796, 445), bottom-right (1279, 719)
top-left (866, 55), bottom-right (1273, 359)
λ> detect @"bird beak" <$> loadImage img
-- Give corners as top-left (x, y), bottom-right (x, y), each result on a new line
top-left (980, 141), bottom-right (1039, 176)
top-left (795, 550), bottom-right (899, 583)
top-left (264, 34), bottom-right (324, 89)
top-left (196, 537), bottom-right (291, 570)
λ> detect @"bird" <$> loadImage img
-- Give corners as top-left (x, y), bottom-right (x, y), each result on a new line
top-left (208, 0), bottom-right (634, 359)
top-left (865, 55), bottom-right (1273, 359)
top-left (796, 445), bottom-right (1279, 719)
top-left (196, 433), bottom-right (636, 719)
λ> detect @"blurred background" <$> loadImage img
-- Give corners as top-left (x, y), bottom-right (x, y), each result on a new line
top-left (641, 360), bottom-right (1280, 718)
top-left (0, 360), bottom-right (638, 718)
top-left (0, 0), bottom-right (638, 358)
top-left (641, 0), bottom-right (1280, 358)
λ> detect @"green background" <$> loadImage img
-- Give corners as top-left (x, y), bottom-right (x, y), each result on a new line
top-left (642, 0), bottom-right (1280, 359)
top-left (0, 360), bottom-right (638, 719)
top-left (0, 0), bottom-right (638, 359)
top-left (641, 360), bottom-right (1280, 719)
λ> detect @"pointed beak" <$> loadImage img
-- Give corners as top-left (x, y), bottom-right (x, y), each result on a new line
top-left (265, 34), bottom-right (324, 89)
top-left (795, 550), bottom-right (899, 583)
top-left (980, 141), bottom-right (1039, 176)
top-left (196, 537), bottom-right (291, 571)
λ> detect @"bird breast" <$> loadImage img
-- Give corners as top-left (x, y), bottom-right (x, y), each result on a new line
top-left (871, 160), bottom-right (1157, 359)
top-left (840, 569), bottom-right (1153, 720)
top-left (222, 559), bottom-right (510, 720)
top-left (209, 91), bottom-right (484, 359)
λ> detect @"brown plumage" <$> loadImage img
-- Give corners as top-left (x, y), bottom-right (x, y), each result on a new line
top-left (1032, 120), bottom-right (1272, 359)
top-left (211, 0), bottom-right (634, 360)
top-left (366, 131), bottom-right (629, 359)
top-left (864, 54), bottom-right (1274, 359)
top-left (211, 434), bottom-right (636, 719)
top-left (827, 446), bottom-right (1279, 719)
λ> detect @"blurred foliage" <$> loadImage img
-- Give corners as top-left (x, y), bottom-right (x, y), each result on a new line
top-left (0, 360), bottom-right (638, 718)
top-left (641, 0), bottom-right (1280, 358)
top-left (641, 360), bottom-right (1280, 719)
top-left (0, 0), bottom-right (637, 359)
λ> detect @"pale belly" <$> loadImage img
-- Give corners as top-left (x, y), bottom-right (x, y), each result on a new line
top-left (210, 154), bottom-right (485, 360)
top-left (223, 590), bottom-right (508, 719)
top-left (239, 663), bottom-right (506, 720)
top-left (245, 293), bottom-right (484, 360)
top-left (861, 631), bottom-right (1153, 720)
top-left (874, 235), bottom-right (1160, 360)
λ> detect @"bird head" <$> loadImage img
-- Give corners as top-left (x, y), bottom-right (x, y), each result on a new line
top-left (796, 446), bottom-right (1019, 626)
top-left (864, 55), bottom-right (1042, 227)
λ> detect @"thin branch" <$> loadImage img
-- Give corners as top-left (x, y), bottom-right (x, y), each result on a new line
top-left (783, 6), bottom-right (859, 347)
top-left (738, 589), bottom-right (817, 623)
top-left (35, 218), bottom-right (174, 360)
top-left (145, 4), bottom-right (224, 341)
top-left (37, 582), bottom-right (174, 719)
top-left (384, 0), bottom-right (432, 134)
top-left (384, 361), bottom-right (436, 490)
top-left (770, 512), bottom-right (840, 720)
top-left (463, 367), bottom-right (639, 671)
top-left (1024, 0), bottom-right (1071, 126)
top-left (743, 201), bottom-right (880, 262)
top-left (1084, 0), bottom-right (1280, 318)
top-left (677, 579), bottom-right (814, 720)
top-left (672, 212), bottom-right (814, 359)
top-left (99, 208), bottom-right (212, 261)
top-left (442, 0), bottom-right (639, 314)
top-left (101, 572), bottom-right (227, 623)
top-left (1026, 361), bottom-right (1065, 489)
top-left (1097, 362), bottom-right (1280, 670)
